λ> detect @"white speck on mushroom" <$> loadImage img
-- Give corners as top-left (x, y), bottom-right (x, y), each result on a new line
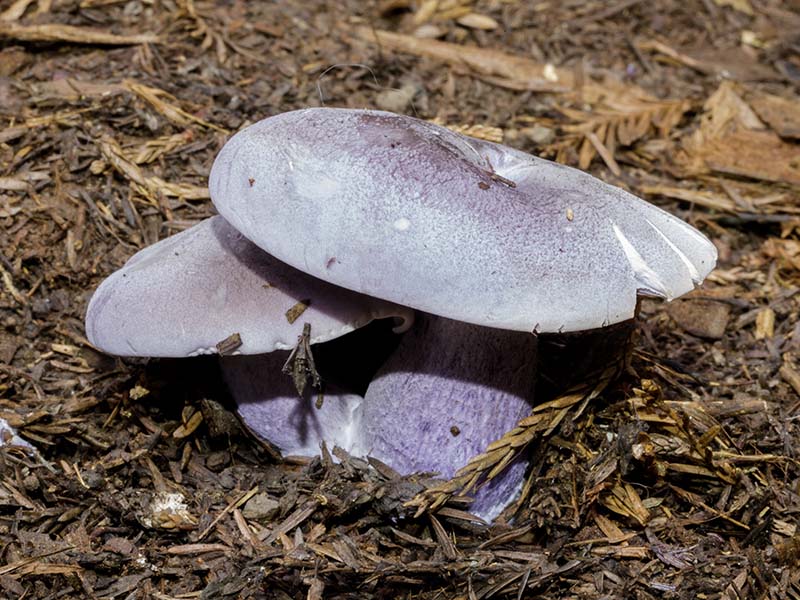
top-left (566, 207), bottom-right (574, 221)
top-left (188, 347), bottom-right (217, 357)
top-left (296, 173), bottom-right (341, 201)
top-left (210, 283), bottom-right (228, 308)
top-left (612, 223), bottom-right (669, 299)
top-left (393, 217), bottom-right (411, 232)
top-left (340, 398), bottom-right (364, 451)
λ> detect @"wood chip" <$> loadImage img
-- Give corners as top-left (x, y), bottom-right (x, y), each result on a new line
top-left (166, 543), bottom-right (232, 555)
top-left (456, 13), bottom-right (499, 30)
top-left (748, 92), bottom-right (800, 139)
top-left (285, 299), bottom-right (310, 324)
top-left (262, 500), bottom-right (319, 545)
top-left (755, 308), bottom-right (775, 339)
top-left (780, 360), bottom-right (800, 398)
top-left (215, 332), bottom-right (242, 356)
top-left (681, 83), bottom-right (800, 186)
top-left (668, 299), bottom-right (731, 340)
top-left (172, 410), bottom-right (203, 439)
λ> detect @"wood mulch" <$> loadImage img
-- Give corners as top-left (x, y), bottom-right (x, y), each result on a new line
top-left (1, 0), bottom-right (799, 598)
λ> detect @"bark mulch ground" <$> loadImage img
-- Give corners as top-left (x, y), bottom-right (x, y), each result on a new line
top-left (1, 0), bottom-right (800, 598)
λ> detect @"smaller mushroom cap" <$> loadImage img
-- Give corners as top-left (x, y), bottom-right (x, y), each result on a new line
top-left (85, 216), bottom-right (412, 357)
top-left (210, 108), bottom-right (717, 333)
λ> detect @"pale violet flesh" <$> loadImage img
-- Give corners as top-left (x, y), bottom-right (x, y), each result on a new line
top-left (222, 352), bottom-right (363, 458)
top-left (358, 314), bottom-right (537, 521)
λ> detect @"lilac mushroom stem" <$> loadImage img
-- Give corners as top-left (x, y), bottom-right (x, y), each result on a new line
top-left (358, 314), bottom-right (537, 520)
top-left (222, 352), bottom-right (363, 457)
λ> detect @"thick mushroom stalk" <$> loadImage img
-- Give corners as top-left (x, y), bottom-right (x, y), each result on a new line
top-left (359, 314), bottom-right (536, 520)
top-left (223, 353), bottom-right (362, 456)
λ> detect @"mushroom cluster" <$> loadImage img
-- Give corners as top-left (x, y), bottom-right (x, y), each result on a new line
top-left (86, 108), bottom-right (717, 520)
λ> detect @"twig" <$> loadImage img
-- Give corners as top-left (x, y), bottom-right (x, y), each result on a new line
top-left (196, 486), bottom-right (258, 541)
top-left (0, 21), bottom-right (158, 45)
top-left (572, 0), bottom-right (645, 26)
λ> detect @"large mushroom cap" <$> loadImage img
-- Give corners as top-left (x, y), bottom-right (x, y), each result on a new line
top-left (86, 216), bottom-right (412, 357)
top-left (210, 108), bottom-right (716, 333)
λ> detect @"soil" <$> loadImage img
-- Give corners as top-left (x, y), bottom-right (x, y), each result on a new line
top-left (1, 0), bottom-right (800, 598)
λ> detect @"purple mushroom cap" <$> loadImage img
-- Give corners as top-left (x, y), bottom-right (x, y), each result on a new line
top-left (209, 108), bottom-right (716, 334)
top-left (86, 215), bottom-right (412, 357)
top-left (204, 108), bottom-right (717, 520)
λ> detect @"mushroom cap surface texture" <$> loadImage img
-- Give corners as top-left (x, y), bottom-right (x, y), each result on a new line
top-left (85, 216), bottom-right (412, 357)
top-left (210, 108), bottom-right (717, 333)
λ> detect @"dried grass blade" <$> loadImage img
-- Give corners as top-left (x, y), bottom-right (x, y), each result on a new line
top-left (0, 546), bottom-right (76, 576)
top-left (124, 80), bottom-right (228, 133)
top-left (406, 376), bottom-right (612, 517)
top-left (263, 500), bottom-right (320, 545)
top-left (587, 131), bottom-right (622, 176)
top-left (98, 135), bottom-right (209, 201)
top-left (0, 0), bottom-right (35, 21)
top-left (429, 514), bottom-right (458, 560)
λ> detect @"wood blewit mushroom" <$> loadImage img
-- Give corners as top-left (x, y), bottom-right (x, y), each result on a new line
top-left (207, 108), bottom-right (717, 519)
top-left (86, 108), bottom-right (716, 522)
